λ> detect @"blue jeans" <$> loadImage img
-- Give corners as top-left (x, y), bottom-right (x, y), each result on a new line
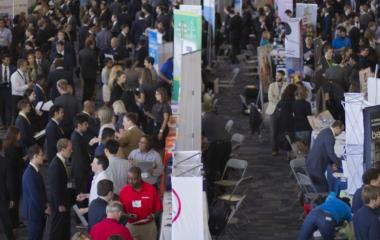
top-left (298, 208), bottom-right (336, 240)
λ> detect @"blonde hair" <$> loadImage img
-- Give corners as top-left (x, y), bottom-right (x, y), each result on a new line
top-left (112, 100), bottom-right (127, 114)
top-left (57, 79), bottom-right (69, 92)
top-left (108, 65), bottom-right (123, 90)
top-left (98, 106), bottom-right (113, 126)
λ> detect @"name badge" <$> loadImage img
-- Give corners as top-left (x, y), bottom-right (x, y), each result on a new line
top-left (142, 172), bottom-right (149, 178)
top-left (67, 182), bottom-right (73, 188)
top-left (132, 200), bottom-right (142, 208)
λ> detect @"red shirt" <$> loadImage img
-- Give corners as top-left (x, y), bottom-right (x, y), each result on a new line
top-left (90, 218), bottom-right (133, 240)
top-left (119, 181), bottom-right (162, 223)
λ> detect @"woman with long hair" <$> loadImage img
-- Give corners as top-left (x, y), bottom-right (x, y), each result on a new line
top-left (26, 52), bottom-right (38, 83)
top-left (97, 106), bottom-right (115, 138)
top-left (145, 87), bottom-right (172, 149)
top-left (110, 71), bottom-right (127, 105)
top-left (3, 126), bottom-right (27, 229)
top-left (293, 85), bottom-right (312, 145)
top-left (112, 100), bottom-right (127, 132)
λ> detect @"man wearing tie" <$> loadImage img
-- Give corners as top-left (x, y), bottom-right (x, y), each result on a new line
top-left (15, 99), bottom-right (36, 149)
top-left (45, 105), bottom-right (65, 163)
top-left (48, 138), bottom-right (73, 240)
top-left (11, 59), bottom-right (33, 123)
top-left (22, 145), bottom-right (50, 240)
top-left (0, 53), bottom-right (16, 129)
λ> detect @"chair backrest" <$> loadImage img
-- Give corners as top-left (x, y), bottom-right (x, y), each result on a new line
top-left (231, 68), bottom-right (240, 82)
top-left (296, 172), bottom-right (318, 193)
top-left (231, 133), bottom-right (245, 144)
top-left (289, 157), bottom-right (306, 170)
top-left (225, 120), bottom-right (234, 133)
top-left (230, 176), bottom-right (253, 196)
top-left (221, 159), bottom-right (248, 181)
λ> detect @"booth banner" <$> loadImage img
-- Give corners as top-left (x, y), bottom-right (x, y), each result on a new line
top-left (344, 93), bottom-right (366, 145)
top-left (258, 45), bottom-right (272, 94)
top-left (296, 3), bottom-right (318, 30)
top-left (172, 177), bottom-right (204, 240)
top-left (275, 0), bottom-right (293, 22)
top-left (234, 0), bottom-right (242, 15)
top-left (285, 18), bottom-right (302, 58)
top-left (172, 8), bottom-right (202, 104)
top-left (148, 29), bottom-right (159, 71)
top-left (0, 0), bottom-right (12, 18)
top-left (343, 145), bottom-right (364, 195)
top-left (367, 77), bottom-right (380, 104)
top-left (363, 105), bottom-right (380, 168)
top-left (203, 0), bottom-right (215, 34)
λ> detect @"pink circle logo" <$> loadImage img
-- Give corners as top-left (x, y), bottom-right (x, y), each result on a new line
top-left (172, 189), bottom-right (182, 223)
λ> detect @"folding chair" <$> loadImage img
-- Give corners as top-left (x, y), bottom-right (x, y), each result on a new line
top-left (286, 134), bottom-right (307, 159)
top-left (225, 120), bottom-right (234, 133)
top-left (219, 68), bottom-right (240, 88)
top-left (214, 159), bottom-right (248, 188)
top-left (217, 176), bottom-right (253, 203)
top-left (220, 195), bottom-right (248, 240)
top-left (230, 133), bottom-right (245, 154)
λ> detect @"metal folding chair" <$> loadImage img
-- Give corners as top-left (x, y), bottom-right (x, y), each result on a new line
top-left (214, 159), bottom-right (248, 188)
top-left (225, 120), bottom-right (234, 133)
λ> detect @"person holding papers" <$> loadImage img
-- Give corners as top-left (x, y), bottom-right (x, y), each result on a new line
top-left (15, 99), bottom-right (36, 149)
top-left (128, 135), bottom-right (163, 186)
top-left (119, 166), bottom-right (162, 240)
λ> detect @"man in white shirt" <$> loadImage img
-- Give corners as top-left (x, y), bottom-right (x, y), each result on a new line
top-left (265, 70), bottom-right (288, 156)
top-left (104, 139), bottom-right (132, 194)
top-left (11, 59), bottom-right (33, 123)
top-left (0, 18), bottom-right (12, 50)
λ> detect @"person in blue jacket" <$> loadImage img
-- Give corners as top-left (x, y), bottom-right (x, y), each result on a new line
top-left (353, 185), bottom-right (380, 240)
top-left (298, 192), bottom-right (352, 240)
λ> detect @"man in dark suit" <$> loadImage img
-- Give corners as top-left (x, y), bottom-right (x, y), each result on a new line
top-left (35, 48), bottom-right (51, 78)
top-left (0, 54), bottom-right (16, 129)
top-left (50, 41), bottom-right (76, 72)
top-left (228, 9), bottom-right (243, 64)
top-left (102, 37), bottom-right (128, 66)
top-left (79, 38), bottom-right (98, 102)
top-left (54, 79), bottom-right (81, 137)
top-left (88, 179), bottom-right (114, 230)
top-left (130, 12), bottom-right (148, 46)
top-left (48, 58), bottom-right (74, 101)
top-left (82, 101), bottom-right (100, 158)
top-left (306, 120), bottom-right (344, 192)
top-left (15, 99), bottom-right (36, 148)
top-left (78, 16), bottom-right (90, 51)
top-left (48, 138), bottom-right (73, 240)
top-left (0, 139), bottom-right (14, 240)
top-left (22, 145), bottom-right (49, 240)
top-left (71, 113), bottom-right (92, 194)
top-left (45, 105), bottom-right (65, 163)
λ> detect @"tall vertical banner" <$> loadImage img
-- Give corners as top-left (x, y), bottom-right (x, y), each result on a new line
top-left (275, 0), bottom-right (293, 22)
top-left (234, 0), bottom-right (242, 15)
top-left (203, 0), bottom-right (215, 35)
top-left (285, 18), bottom-right (303, 76)
top-left (296, 3), bottom-right (318, 30)
top-left (173, 8), bottom-right (202, 104)
top-left (148, 29), bottom-right (159, 71)
top-left (363, 105), bottom-right (380, 168)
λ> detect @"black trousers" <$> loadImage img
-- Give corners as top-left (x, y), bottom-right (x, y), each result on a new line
top-left (205, 141), bottom-right (232, 183)
top-left (49, 210), bottom-right (70, 240)
top-left (309, 173), bottom-right (329, 193)
top-left (11, 95), bottom-right (23, 124)
top-left (0, 86), bottom-right (12, 126)
top-left (82, 76), bottom-right (96, 102)
top-left (0, 204), bottom-right (14, 240)
top-left (230, 37), bottom-right (241, 63)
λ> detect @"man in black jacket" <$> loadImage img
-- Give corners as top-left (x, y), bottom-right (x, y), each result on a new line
top-left (15, 99), bottom-right (36, 149)
top-left (48, 138), bottom-right (73, 240)
top-left (70, 113), bottom-right (92, 194)
top-left (79, 38), bottom-right (98, 102)
top-left (48, 58), bottom-right (74, 101)
top-left (45, 105), bottom-right (65, 163)
top-left (54, 79), bottom-right (81, 137)
top-left (88, 179), bottom-right (114, 230)
top-left (228, 9), bottom-right (243, 64)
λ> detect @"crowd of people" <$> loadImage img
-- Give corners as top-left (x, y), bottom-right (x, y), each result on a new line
top-left (0, 0), bottom-right (178, 239)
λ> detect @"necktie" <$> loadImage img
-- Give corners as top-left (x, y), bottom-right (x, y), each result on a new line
top-left (3, 66), bottom-right (7, 83)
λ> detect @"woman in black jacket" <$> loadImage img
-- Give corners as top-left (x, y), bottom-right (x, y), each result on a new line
top-left (293, 85), bottom-right (312, 145)
top-left (109, 71), bottom-right (126, 105)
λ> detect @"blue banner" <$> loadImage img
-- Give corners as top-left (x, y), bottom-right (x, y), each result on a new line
top-left (148, 29), bottom-right (159, 71)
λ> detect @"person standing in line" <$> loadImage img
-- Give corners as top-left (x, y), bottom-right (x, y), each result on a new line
top-left (22, 145), bottom-right (50, 240)
top-left (45, 105), bottom-right (65, 163)
top-left (48, 138), bottom-right (73, 240)
top-left (79, 38), bottom-right (98, 102)
top-left (265, 70), bottom-right (288, 156)
top-left (88, 179), bottom-right (114, 230)
top-left (0, 54), bottom-right (16, 129)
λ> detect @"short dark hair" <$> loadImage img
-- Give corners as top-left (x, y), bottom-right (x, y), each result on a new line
top-left (107, 235), bottom-right (124, 240)
top-left (124, 113), bottom-right (138, 126)
top-left (129, 166), bottom-right (142, 176)
top-left (17, 99), bottom-right (30, 110)
top-left (101, 128), bottom-right (116, 141)
top-left (337, 26), bottom-right (347, 33)
top-left (73, 113), bottom-right (89, 127)
top-left (277, 70), bottom-right (285, 76)
top-left (27, 144), bottom-right (42, 160)
top-left (362, 168), bottom-right (380, 185)
top-left (362, 185), bottom-right (380, 204)
top-left (97, 179), bottom-right (114, 197)
top-left (96, 155), bottom-right (109, 170)
top-left (331, 120), bottom-right (344, 129)
top-left (145, 56), bottom-right (154, 65)
top-left (104, 139), bottom-right (119, 154)
top-left (125, 59), bottom-right (133, 68)
top-left (49, 105), bottom-right (64, 118)
top-left (17, 59), bottom-right (27, 68)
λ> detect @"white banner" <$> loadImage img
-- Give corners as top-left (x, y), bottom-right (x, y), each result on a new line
top-left (296, 3), bottom-right (318, 30)
top-left (285, 18), bottom-right (302, 58)
top-left (343, 145), bottom-right (364, 195)
top-left (275, 0), bottom-right (293, 22)
top-left (367, 77), bottom-right (380, 104)
top-left (172, 177), bottom-right (204, 240)
top-left (344, 93), bottom-right (366, 145)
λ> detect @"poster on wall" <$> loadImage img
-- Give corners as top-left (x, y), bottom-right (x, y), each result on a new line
top-left (257, 45), bottom-right (272, 104)
top-left (148, 29), bottom-right (159, 71)
top-left (275, 0), bottom-right (293, 22)
top-left (234, 0), bottom-right (242, 15)
top-left (285, 18), bottom-right (302, 58)
top-left (173, 8), bottom-right (202, 104)
top-left (296, 3), bottom-right (318, 30)
top-left (363, 105), bottom-right (380, 168)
